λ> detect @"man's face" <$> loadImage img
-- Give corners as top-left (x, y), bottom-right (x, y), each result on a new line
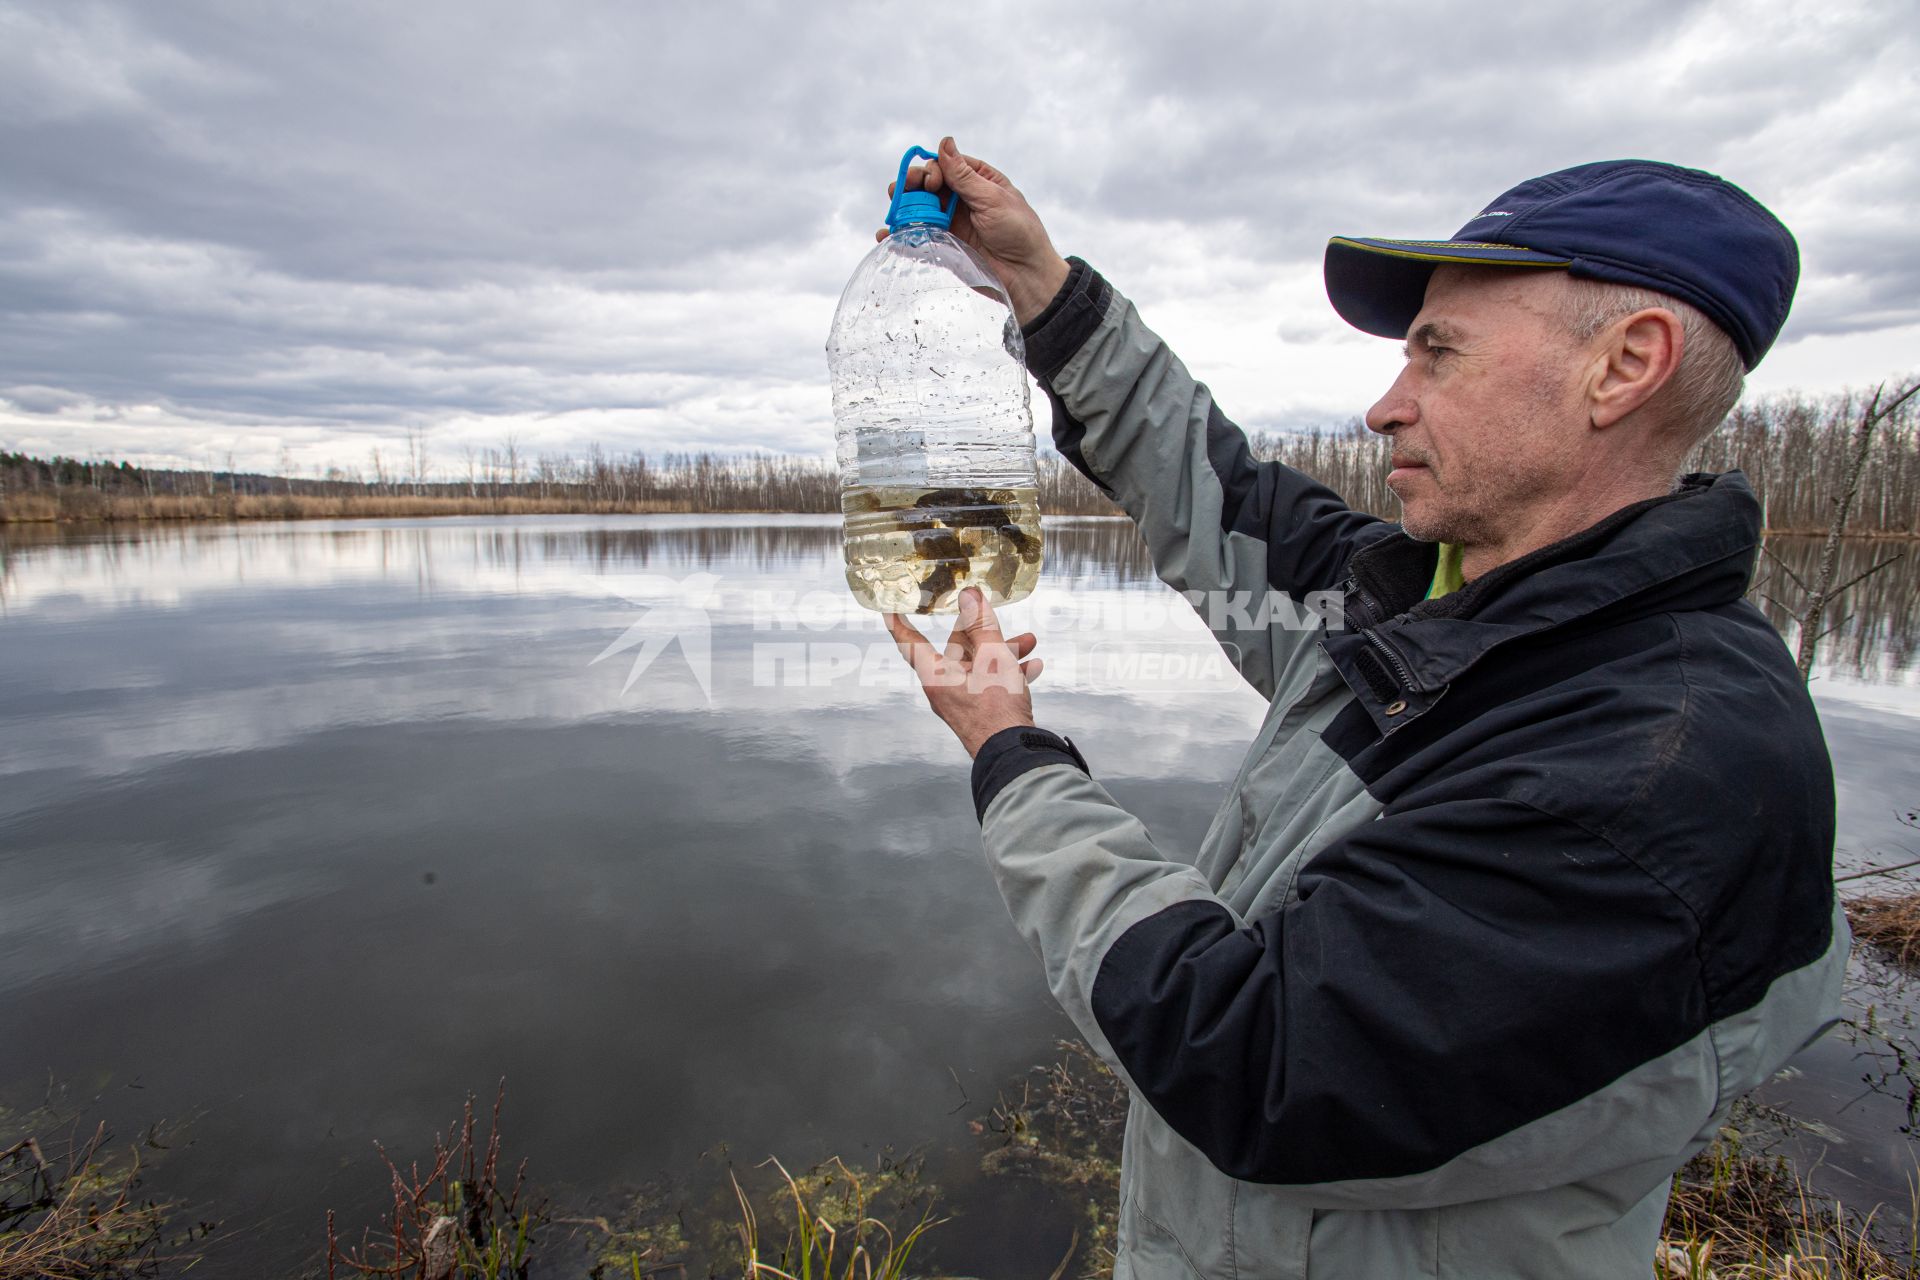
top-left (1364, 266), bottom-right (1590, 545)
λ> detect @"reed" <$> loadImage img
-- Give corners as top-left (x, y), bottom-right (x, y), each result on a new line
top-left (0, 1121), bottom-right (181, 1280)
top-left (1659, 1119), bottom-right (1920, 1278)
top-left (1847, 894), bottom-right (1920, 971)
top-left (325, 1083), bottom-right (546, 1280)
top-left (975, 1039), bottom-right (1125, 1279)
top-left (731, 1156), bottom-right (944, 1280)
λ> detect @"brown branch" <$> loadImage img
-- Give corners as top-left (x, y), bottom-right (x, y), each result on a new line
top-left (1760, 542), bottom-right (1811, 593)
top-left (1796, 377), bottom-right (1920, 679)
top-left (1826, 550), bottom-right (1906, 598)
top-left (1836, 854), bottom-right (1920, 885)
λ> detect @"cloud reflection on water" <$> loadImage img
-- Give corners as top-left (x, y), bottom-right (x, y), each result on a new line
top-left (0, 514), bottom-right (1913, 1276)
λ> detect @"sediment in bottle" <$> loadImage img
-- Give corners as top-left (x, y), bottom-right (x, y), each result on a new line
top-left (841, 485), bottom-right (1043, 614)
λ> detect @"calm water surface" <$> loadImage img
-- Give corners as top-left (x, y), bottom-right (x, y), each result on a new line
top-left (1, 516), bottom-right (1916, 1274)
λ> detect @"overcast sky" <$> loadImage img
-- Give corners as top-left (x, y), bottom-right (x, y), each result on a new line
top-left (2, 0), bottom-right (1915, 475)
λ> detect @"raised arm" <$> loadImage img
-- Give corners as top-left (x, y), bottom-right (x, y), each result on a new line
top-left (896, 140), bottom-right (1393, 698)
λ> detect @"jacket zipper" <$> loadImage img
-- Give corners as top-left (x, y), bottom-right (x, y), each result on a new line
top-left (1365, 629), bottom-right (1419, 694)
top-left (1348, 575), bottom-right (1421, 694)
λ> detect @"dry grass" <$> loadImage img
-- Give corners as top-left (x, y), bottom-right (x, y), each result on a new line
top-left (0, 491), bottom-right (60, 521)
top-left (0, 1122), bottom-right (181, 1280)
top-left (10, 1046), bottom-right (1910, 1279)
top-left (974, 1040), bottom-right (1126, 1280)
top-left (1848, 894), bottom-right (1920, 970)
top-left (1658, 1122), bottom-right (1920, 1278)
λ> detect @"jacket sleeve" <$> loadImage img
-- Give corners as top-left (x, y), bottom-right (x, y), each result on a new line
top-left (1024, 259), bottom-right (1394, 699)
top-left (973, 746), bottom-right (1827, 1207)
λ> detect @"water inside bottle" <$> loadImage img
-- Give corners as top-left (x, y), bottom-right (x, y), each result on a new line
top-left (842, 484), bottom-right (1043, 614)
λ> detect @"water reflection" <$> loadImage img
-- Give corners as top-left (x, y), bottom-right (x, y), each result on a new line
top-left (1754, 536), bottom-right (1920, 682)
top-left (0, 515), bottom-right (1163, 609)
top-left (0, 514), bottom-right (1914, 1277)
top-left (12, 520), bottom-right (1906, 670)
top-left (0, 514), bottom-right (1252, 1279)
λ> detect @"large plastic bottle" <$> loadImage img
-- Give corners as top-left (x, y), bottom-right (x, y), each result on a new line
top-left (827, 145), bottom-right (1043, 615)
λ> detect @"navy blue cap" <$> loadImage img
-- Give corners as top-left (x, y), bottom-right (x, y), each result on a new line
top-left (1324, 160), bottom-right (1799, 369)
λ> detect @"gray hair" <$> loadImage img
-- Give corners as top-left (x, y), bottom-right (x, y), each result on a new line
top-left (1559, 277), bottom-right (1746, 446)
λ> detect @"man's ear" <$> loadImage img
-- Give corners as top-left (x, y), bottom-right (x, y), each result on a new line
top-left (1588, 309), bottom-right (1684, 430)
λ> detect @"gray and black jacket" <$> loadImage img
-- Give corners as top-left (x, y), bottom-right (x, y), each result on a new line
top-left (970, 259), bottom-right (1847, 1279)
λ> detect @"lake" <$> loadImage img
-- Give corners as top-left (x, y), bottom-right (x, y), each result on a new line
top-left (1, 516), bottom-right (1916, 1275)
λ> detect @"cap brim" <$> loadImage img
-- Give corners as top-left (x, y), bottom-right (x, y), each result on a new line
top-left (1324, 236), bottom-right (1572, 340)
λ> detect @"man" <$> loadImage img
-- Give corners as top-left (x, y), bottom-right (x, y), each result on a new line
top-left (884, 138), bottom-right (1846, 1279)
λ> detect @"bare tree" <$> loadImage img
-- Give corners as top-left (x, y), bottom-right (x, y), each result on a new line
top-left (1758, 378), bottom-right (1920, 680)
top-left (502, 434), bottom-right (522, 500)
top-left (406, 426), bottom-right (432, 496)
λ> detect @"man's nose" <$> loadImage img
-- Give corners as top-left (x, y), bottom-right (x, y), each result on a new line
top-left (1365, 367), bottom-right (1418, 435)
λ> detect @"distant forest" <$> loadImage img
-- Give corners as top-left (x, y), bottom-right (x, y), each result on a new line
top-left (3, 385), bottom-right (1915, 533)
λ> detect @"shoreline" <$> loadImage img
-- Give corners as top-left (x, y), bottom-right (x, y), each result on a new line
top-left (1, 502), bottom-right (1913, 540)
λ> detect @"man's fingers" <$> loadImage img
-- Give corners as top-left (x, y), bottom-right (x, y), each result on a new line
top-left (892, 144), bottom-right (1008, 207)
top-left (901, 162), bottom-right (947, 196)
top-left (966, 156), bottom-right (1014, 189)
top-left (944, 612), bottom-right (984, 664)
top-left (956, 589), bottom-right (1023, 694)
top-left (947, 614), bottom-right (1033, 665)
top-left (954, 586), bottom-right (1007, 650)
top-left (1021, 657), bottom-right (1044, 684)
top-left (943, 622), bottom-right (970, 666)
top-left (958, 627), bottom-right (1035, 664)
top-left (938, 137), bottom-right (1004, 198)
top-left (885, 612), bottom-right (939, 681)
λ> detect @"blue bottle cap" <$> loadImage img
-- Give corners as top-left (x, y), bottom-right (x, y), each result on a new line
top-left (885, 145), bottom-right (958, 232)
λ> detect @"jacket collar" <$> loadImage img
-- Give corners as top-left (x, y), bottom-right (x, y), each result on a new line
top-left (1324, 470), bottom-right (1762, 731)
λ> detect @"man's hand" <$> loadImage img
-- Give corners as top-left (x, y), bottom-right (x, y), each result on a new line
top-left (879, 136), bottom-right (1071, 326)
top-left (886, 586), bottom-right (1044, 758)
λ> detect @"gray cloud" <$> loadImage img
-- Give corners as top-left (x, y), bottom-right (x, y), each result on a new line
top-left (0, 0), bottom-right (1913, 471)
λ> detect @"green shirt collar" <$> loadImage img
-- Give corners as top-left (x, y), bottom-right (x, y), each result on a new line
top-left (1425, 543), bottom-right (1466, 600)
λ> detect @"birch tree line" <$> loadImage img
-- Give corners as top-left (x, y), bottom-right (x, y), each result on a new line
top-left (3, 382), bottom-right (1916, 531)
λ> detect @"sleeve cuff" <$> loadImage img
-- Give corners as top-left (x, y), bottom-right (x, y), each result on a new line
top-left (1020, 257), bottom-right (1114, 382)
top-left (970, 726), bottom-right (1091, 823)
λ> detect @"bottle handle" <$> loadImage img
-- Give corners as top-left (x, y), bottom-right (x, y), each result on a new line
top-left (887, 145), bottom-right (960, 227)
